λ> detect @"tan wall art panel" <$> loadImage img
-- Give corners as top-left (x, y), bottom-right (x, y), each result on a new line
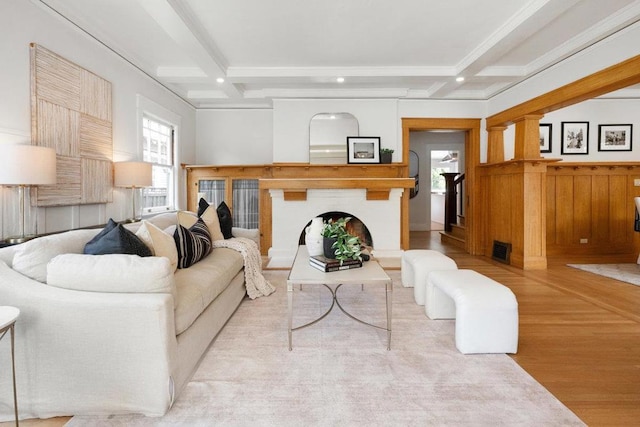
top-left (32, 46), bottom-right (81, 112)
top-left (80, 114), bottom-right (112, 160)
top-left (82, 158), bottom-right (113, 204)
top-left (35, 156), bottom-right (82, 206)
top-left (81, 69), bottom-right (112, 122)
top-left (37, 99), bottom-right (80, 157)
top-left (30, 43), bottom-right (113, 207)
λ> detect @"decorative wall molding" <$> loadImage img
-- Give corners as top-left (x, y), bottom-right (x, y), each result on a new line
top-left (30, 43), bottom-right (113, 206)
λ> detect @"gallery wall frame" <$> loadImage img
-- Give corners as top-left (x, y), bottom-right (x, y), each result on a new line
top-left (346, 136), bottom-right (381, 164)
top-left (539, 123), bottom-right (552, 153)
top-left (560, 121), bottom-right (589, 155)
top-left (598, 124), bottom-right (632, 151)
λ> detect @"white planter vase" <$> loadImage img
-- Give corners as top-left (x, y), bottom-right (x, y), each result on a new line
top-left (305, 217), bottom-right (324, 256)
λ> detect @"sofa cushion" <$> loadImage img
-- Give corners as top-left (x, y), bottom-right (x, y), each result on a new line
top-left (174, 217), bottom-right (212, 269)
top-left (173, 247), bottom-right (244, 334)
top-left (11, 229), bottom-right (101, 282)
top-left (136, 221), bottom-right (178, 271)
top-left (84, 219), bottom-right (152, 257)
top-left (47, 254), bottom-right (176, 301)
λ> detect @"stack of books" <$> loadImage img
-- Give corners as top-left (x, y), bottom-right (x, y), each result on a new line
top-left (309, 255), bottom-right (363, 272)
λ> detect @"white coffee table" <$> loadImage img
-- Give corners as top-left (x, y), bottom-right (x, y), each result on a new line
top-left (287, 245), bottom-right (392, 350)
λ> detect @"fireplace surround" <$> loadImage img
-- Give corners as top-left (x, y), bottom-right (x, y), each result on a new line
top-left (261, 178), bottom-right (413, 267)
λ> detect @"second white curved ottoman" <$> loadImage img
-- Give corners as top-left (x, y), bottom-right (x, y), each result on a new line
top-left (401, 250), bottom-right (458, 305)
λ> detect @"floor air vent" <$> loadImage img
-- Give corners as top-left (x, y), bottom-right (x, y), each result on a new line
top-left (492, 240), bottom-right (512, 264)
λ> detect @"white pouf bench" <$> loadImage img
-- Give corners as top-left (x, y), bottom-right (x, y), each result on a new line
top-left (401, 250), bottom-right (457, 305)
top-left (426, 269), bottom-right (518, 354)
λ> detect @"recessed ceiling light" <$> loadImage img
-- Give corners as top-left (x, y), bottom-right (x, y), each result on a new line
top-left (216, 77), bottom-right (225, 83)
top-left (336, 77), bottom-right (345, 83)
top-left (456, 77), bottom-right (465, 82)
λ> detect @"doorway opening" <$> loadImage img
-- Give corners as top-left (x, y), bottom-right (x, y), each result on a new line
top-left (430, 150), bottom-right (460, 231)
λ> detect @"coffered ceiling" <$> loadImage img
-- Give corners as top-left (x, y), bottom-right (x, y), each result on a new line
top-left (37, 0), bottom-right (640, 108)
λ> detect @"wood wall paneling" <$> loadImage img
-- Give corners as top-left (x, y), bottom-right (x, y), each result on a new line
top-left (546, 164), bottom-right (640, 259)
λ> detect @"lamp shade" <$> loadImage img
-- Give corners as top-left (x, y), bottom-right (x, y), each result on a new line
top-left (0, 144), bottom-right (57, 185)
top-left (114, 161), bottom-right (153, 188)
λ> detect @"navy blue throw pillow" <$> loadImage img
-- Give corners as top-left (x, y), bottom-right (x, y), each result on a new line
top-left (217, 201), bottom-right (233, 239)
top-left (197, 197), bottom-right (210, 217)
top-left (84, 219), bottom-right (152, 257)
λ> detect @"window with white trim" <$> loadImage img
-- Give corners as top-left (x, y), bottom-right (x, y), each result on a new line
top-left (142, 115), bottom-right (175, 213)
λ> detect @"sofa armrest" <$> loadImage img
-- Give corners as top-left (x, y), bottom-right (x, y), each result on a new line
top-left (0, 261), bottom-right (177, 419)
top-left (232, 227), bottom-right (260, 247)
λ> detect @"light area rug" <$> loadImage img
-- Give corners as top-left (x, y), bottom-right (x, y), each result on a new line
top-left (67, 271), bottom-right (584, 426)
top-left (568, 263), bottom-right (640, 286)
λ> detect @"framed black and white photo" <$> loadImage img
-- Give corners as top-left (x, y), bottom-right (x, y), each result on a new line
top-left (561, 121), bottom-right (589, 155)
top-left (598, 124), bottom-right (632, 151)
top-left (539, 123), bottom-right (552, 153)
top-left (346, 136), bottom-right (380, 164)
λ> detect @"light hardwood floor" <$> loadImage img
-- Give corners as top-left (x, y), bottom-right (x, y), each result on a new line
top-left (4, 232), bottom-right (639, 426)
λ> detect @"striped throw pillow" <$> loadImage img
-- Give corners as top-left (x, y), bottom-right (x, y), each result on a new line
top-left (173, 217), bottom-right (212, 269)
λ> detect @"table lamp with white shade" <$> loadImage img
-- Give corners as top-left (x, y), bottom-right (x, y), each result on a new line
top-left (0, 144), bottom-right (57, 243)
top-left (114, 161), bottom-right (152, 222)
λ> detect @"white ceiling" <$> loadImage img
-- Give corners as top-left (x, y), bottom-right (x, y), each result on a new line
top-left (38, 0), bottom-right (640, 108)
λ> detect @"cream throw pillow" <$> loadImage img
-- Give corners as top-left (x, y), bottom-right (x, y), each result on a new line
top-left (177, 209), bottom-right (224, 241)
top-left (136, 220), bottom-right (178, 271)
top-left (47, 254), bottom-right (176, 301)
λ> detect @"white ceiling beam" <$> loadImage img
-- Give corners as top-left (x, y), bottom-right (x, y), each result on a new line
top-left (134, 0), bottom-right (242, 98)
top-left (228, 66), bottom-right (456, 78)
top-left (187, 90), bottom-right (228, 99)
top-left (243, 88), bottom-right (411, 99)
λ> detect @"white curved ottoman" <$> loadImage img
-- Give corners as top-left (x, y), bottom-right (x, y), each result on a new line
top-left (427, 269), bottom-right (518, 354)
top-left (401, 250), bottom-right (457, 305)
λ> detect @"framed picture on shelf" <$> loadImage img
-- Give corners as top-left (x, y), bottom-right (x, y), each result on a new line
top-left (539, 123), bottom-right (552, 153)
top-left (561, 121), bottom-right (589, 155)
top-left (598, 124), bottom-right (632, 151)
top-left (346, 136), bottom-right (381, 164)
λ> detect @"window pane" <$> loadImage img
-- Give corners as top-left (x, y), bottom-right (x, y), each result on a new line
top-left (199, 180), bottom-right (225, 207)
top-left (232, 179), bottom-right (259, 229)
top-left (141, 115), bottom-right (175, 212)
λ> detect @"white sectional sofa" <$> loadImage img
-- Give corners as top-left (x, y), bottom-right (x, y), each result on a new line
top-left (0, 212), bottom-right (258, 421)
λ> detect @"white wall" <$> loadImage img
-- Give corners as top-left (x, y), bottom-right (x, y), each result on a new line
top-left (196, 109), bottom-right (273, 164)
top-left (0, 0), bottom-right (196, 239)
top-left (502, 98), bottom-right (640, 162)
top-left (272, 99), bottom-right (399, 162)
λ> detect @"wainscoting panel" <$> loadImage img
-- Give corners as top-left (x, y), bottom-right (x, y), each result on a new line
top-left (546, 163), bottom-right (640, 257)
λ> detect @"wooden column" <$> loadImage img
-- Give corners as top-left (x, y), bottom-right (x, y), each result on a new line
top-left (513, 114), bottom-right (544, 159)
top-left (487, 126), bottom-right (506, 163)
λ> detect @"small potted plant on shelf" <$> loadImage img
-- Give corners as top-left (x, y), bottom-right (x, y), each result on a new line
top-left (321, 217), bottom-right (362, 264)
top-left (380, 148), bottom-right (394, 164)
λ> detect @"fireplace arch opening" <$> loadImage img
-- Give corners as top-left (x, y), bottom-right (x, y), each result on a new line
top-left (298, 211), bottom-right (373, 248)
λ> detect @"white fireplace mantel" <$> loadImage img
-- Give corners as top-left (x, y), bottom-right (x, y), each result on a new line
top-left (260, 178), bottom-right (414, 267)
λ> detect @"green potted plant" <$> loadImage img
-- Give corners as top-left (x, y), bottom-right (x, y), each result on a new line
top-left (380, 148), bottom-right (394, 164)
top-left (321, 217), bottom-right (362, 263)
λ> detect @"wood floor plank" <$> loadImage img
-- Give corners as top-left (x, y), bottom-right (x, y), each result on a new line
top-left (411, 231), bottom-right (640, 427)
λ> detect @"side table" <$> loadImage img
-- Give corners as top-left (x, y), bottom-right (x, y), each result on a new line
top-left (0, 306), bottom-right (20, 426)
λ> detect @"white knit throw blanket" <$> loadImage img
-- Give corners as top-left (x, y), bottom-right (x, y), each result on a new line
top-left (211, 237), bottom-right (275, 299)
